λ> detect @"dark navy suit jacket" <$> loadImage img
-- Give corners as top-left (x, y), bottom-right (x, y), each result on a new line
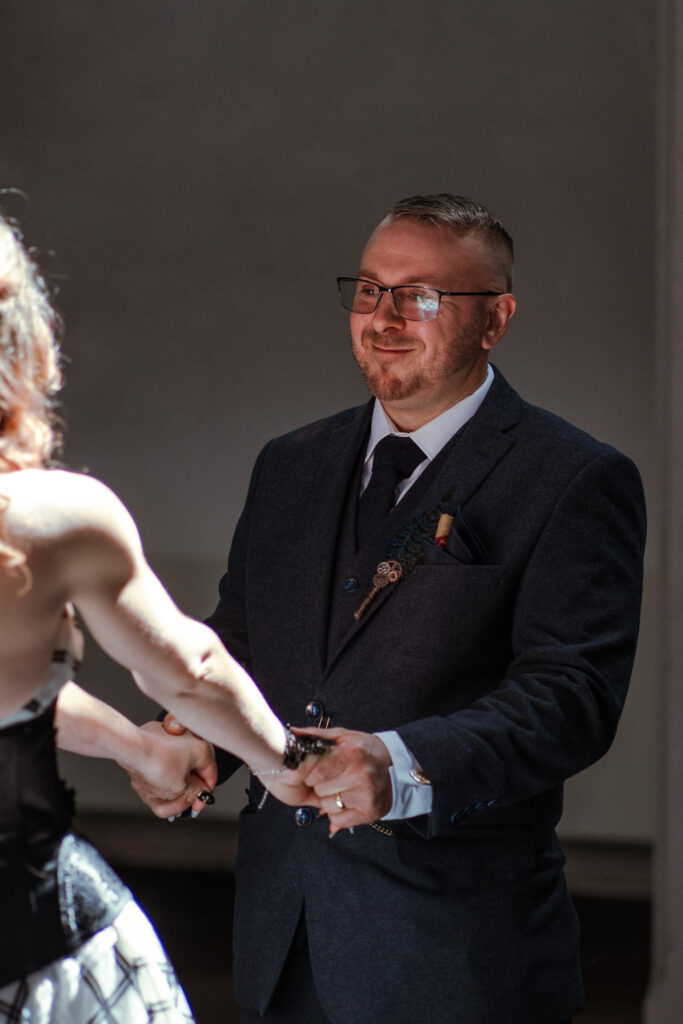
top-left (206, 367), bottom-right (646, 1024)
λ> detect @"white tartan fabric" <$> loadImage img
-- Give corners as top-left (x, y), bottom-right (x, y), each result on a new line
top-left (0, 901), bottom-right (195, 1024)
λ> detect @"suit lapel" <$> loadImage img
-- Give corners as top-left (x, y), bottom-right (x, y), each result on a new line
top-left (418, 369), bottom-right (521, 512)
top-left (304, 402), bottom-right (373, 672)
top-left (321, 370), bottom-right (522, 674)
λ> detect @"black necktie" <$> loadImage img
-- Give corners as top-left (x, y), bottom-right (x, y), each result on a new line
top-left (356, 434), bottom-right (424, 548)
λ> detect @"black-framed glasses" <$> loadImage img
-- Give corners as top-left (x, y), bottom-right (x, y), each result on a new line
top-left (337, 277), bottom-right (501, 323)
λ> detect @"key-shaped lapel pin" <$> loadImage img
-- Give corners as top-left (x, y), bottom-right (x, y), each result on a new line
top-left (354, 559), bottom-right (403, 620)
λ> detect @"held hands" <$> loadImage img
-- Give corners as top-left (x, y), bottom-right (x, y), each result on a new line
top-left (291, 726), bottom-right (393, 836)
top-left (127, 715), bottom-right (324, 817)
top-left (125, 715), bottom-right (218, 820)
top-left (125, 718), bottom-right (392, 835)
top-left (251, 731), bottom-right (335, 807)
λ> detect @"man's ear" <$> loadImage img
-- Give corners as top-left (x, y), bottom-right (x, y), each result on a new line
top-left (481, 293), bottom-right (516, 351)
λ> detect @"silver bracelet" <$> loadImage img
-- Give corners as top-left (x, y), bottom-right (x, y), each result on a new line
top-left (250, 766), bottom-right (288, 811)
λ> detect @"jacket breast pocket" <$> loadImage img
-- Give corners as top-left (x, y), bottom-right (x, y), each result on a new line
top-left (396, 563), bottom-right (509, 676)
top-left (406, 562), bottom-right (505, 610)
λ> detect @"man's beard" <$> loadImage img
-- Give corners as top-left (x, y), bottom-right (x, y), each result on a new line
top-left (352, 329), bottom-right (423, 401)
top-left (352, 316), bottom-right (484, 403)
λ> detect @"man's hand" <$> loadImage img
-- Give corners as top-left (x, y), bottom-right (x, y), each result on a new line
top-left (292, 726), bottom-right (393, 835)
top-left (124, 716), bottom-right (218, 820)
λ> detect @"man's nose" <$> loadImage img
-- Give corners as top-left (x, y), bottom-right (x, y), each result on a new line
top-left (371, 289), bottom-right (406, 330)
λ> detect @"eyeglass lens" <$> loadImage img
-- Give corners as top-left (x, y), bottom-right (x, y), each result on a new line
top-left (339, 279), bottom-right (440, 322)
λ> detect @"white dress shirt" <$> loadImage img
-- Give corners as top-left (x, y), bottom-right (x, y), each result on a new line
top-left (364, 365), bottom-right (495, 820)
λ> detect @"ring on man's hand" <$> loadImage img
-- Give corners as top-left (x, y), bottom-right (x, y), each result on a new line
top-left (335, 793), bottom-right (345, 810)
top-left (196, 790), bottom-right (215, 805)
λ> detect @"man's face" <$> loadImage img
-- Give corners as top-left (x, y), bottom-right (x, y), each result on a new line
top-left (349, 218), bottom-right (510, 429)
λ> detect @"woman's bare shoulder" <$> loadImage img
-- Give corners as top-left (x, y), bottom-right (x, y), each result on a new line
top-left (0, 468), bottom-right (137, 545)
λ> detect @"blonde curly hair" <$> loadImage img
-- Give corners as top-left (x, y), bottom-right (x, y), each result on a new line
top-left (0, 212), bottom-right (62, 586)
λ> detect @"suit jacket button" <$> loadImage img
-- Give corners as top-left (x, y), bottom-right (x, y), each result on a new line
top-left (344, 578), bottom-right (358, 591)
top-left (305, 701), bottom-right (324, 720)
top-left (295, 807), bottom-right (313, 828)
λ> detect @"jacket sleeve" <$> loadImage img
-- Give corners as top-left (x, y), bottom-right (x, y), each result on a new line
top-left (396, 448), bottom-right (646, 838)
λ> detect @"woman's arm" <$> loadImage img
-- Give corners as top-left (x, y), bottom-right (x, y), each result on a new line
top-left (21, 470), bottom-right (289, 775)
top-left (56, 681), bottom-right (219, 817)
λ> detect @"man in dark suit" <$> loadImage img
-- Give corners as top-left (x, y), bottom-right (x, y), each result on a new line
top-left (147, 194), bottom-right (646, 1023)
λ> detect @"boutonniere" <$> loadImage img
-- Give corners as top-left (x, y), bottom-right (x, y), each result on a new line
top-left (353, 503), bottom-right (455, 620)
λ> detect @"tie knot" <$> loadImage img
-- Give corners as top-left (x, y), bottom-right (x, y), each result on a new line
top-left (371, 435), bottom-right (424, 480)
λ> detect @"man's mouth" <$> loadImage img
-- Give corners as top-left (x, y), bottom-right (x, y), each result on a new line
top-left (371, 343), bottom-right (415, 356)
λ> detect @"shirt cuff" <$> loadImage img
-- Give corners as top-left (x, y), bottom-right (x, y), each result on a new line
top-left (374, 730), bottom-right (433, 820)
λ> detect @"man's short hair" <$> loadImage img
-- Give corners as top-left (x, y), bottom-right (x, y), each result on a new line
top-left (386, 193), bottom-right (514, 291)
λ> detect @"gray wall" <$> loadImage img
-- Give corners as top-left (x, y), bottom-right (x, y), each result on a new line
top-left (1, 0), bottom-right (657, 840)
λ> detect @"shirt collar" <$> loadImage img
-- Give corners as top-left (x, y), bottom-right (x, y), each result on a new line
top-left (365, 363), bottom-right (494, 464)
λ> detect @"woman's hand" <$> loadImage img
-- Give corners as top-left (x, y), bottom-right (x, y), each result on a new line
top-left (125, 716), bottom-right (218, 820)
top-left (263, 759), bottom-right (324, 807)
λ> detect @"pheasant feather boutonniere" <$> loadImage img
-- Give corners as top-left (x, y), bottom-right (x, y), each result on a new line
top-left (353, 502), bottom-right (454, 620)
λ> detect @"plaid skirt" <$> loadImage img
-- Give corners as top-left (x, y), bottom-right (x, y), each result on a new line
top-left (0, 900), bottom-right (195, 1023)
